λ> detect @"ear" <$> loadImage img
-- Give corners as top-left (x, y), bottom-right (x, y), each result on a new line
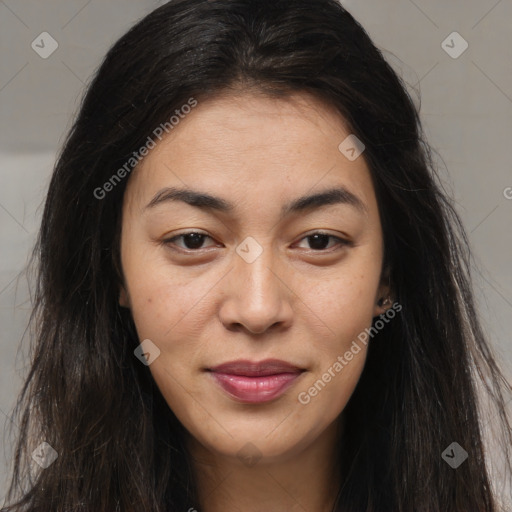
top-left (119, 285), bottom-right (130, 308)
top-left (373, 267), bottom-right (392, 317)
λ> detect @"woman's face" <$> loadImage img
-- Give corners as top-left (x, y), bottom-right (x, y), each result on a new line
top-left (119, 91), bottom-right (389, 464)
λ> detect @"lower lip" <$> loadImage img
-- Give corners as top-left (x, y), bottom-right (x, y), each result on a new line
top-left (210, 372), bottom-right (302, 403)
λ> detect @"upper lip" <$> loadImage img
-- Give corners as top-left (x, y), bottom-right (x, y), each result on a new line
top-left (208, 359), bottom-right (304, 377)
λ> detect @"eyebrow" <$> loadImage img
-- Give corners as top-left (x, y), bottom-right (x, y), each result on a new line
top-left (144, 185), bottom-right (368, 217)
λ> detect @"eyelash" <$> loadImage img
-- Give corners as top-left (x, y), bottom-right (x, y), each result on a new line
top-left (162, 230), bottom-right (351, 253)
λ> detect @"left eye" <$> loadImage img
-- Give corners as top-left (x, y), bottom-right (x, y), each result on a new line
top-left (163, 231), bottom-right (348, 252)
top-left (164, 232), bottom-right (216, 250)
top-left (295, 232), bottom-right (348, 251)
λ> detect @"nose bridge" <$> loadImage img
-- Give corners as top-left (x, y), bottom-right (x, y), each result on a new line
top-left (238, 240), bottom-right (278, 301)
top-left (220, 236), bottom-right (292, 333)
top-left (236, 237), bottom-right (280, 308)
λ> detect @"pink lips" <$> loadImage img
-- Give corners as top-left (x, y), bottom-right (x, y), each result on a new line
top-left (208, 359), bottom-right (304, 404)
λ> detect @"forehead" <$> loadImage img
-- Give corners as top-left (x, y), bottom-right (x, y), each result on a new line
top-left (123, 91), bottom-right (377, 217)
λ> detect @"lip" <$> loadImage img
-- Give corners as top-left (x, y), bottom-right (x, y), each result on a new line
top-left (207, 359), bottom-right (305, 404)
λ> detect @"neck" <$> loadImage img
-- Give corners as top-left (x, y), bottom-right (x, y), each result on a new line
top-left (187, 418), bottom-right (343, 512)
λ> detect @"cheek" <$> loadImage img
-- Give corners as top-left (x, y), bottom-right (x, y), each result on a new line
top-left (124, 260), bottom-right (218, 408)
top-left (300, 265), bottom-right (381, 350)
top-left (293, 251), bottom-right (380, 409)
top-left (123, 245), bottom-right (211, 342)
top-left (125, 274), bottom-right (211, 422)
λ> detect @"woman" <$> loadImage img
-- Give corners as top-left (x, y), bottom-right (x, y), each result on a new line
top-left (3, 0), bottom-right (511, 511)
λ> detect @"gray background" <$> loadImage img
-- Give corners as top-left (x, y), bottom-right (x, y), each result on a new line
top-left (1, 0), bottom-right (511, 504)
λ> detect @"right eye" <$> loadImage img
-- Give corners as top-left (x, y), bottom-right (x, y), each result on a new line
top-left (162, 231), bottom-right (218, 251)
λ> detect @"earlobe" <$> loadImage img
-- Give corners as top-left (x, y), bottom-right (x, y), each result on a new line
top-left (373, 270), bottom-right (392, 317)
top-left (374, 295), bottom-right (392, 316)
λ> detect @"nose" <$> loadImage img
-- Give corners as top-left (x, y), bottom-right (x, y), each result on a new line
top-left (218, 244), bottom-right (293, 335)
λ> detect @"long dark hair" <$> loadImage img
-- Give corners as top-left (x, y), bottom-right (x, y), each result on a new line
top-left (3, 0), bottom-right (511, 510)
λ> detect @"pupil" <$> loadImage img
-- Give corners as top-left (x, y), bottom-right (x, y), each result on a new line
top-left (184, 233), bottom-right (205, 249)
top-left (309, 234), bottom-right (329, 250)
